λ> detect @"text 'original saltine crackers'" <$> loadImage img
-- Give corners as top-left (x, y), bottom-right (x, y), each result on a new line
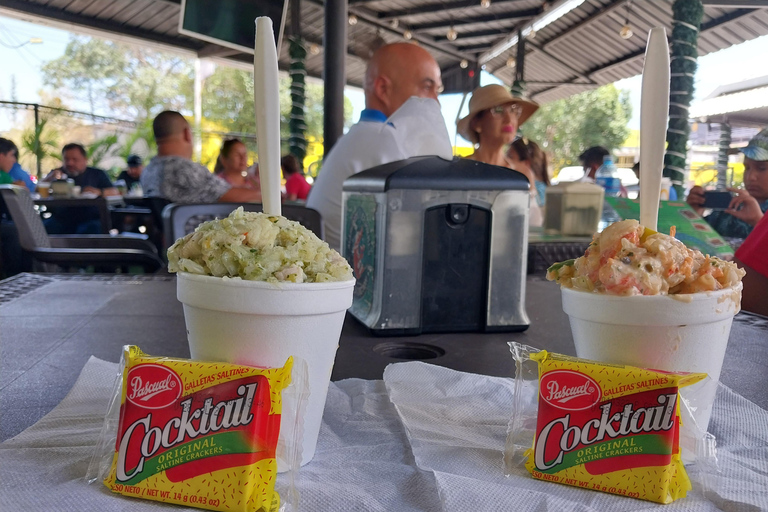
top-left (104, 346), bottom-right (292, 512)
top-left (525, 350), bottom-right (705, 504)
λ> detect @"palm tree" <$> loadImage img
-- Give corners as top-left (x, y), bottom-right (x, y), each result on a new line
top-left (20, 117), bottom-right (61, 179)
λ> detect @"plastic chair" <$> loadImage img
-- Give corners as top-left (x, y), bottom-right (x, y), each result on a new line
top-left (0, 185), bottom-right (164, 273)
top-left (162, 202), bottom-right (324, 252)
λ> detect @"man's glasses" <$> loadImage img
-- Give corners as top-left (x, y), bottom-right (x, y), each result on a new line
top-left (489, 104), bottom-right (523, 118)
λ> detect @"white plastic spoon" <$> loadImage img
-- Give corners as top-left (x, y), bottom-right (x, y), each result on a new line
top-left (639, 27), bottom-right (670, 232)
top-left (254, 17), bottom-right (282, 217)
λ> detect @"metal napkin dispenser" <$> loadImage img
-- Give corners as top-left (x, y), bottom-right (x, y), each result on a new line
top-left (341, 156), bottom-right (531, 335)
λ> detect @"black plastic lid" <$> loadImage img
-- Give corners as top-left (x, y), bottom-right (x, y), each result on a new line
top-left (343, 156), bottom-right (530, 192)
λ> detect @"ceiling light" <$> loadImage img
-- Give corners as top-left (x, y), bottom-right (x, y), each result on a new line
top-left (481, 0), bottom-right (491, 7)
top-left (506, 56), bottom-right (516, 68)
top-left (309, 43), bottom-right (321, 55)
top-left (527, 29), bottom-right (537, 39)
top-left (390, 18), bottom-right (399, 28)
top-left (348, 14), bottom-right (358, 25)
top-left (403, 29), bottom-right (413, 40)
top-left (620, 1), bottom-right (633, 40)
top-left (447, 26), bottom-right (458, 41)
top-left (460, 59), bottom-right (469, 69)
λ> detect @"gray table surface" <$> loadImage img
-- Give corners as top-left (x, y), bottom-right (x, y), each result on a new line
top-left (1, 273), bottom-right (766, 443)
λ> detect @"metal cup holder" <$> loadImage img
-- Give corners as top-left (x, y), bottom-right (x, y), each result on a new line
top-left (373, 342), bottom-right (445, 360)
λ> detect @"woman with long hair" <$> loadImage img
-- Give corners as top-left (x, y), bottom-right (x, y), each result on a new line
top-left (215, 138), bottom-right (260, 190)
top-left (507, 137), bottom-right (550, 207)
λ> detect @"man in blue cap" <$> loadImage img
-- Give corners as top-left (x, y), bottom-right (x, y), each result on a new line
top-left (687, 128), bottom-right (768, 239)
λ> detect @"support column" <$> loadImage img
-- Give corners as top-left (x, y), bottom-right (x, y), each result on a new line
top-left (717, 122), bottom-right (731, 189)
top-left (664, 0), bottom-right (704, 198)
top-left (323, 0), bottom-right (347, 155)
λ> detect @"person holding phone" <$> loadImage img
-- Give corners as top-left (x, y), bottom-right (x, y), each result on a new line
top-left (686, 128), bottom-right (768, 239)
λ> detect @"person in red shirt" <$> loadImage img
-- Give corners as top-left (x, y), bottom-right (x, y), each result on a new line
top-left (735, 212), bottom-right (768, 316)
top-left (282, 154), bottom-right (311, 202)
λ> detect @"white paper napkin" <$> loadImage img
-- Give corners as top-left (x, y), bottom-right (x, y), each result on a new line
top-left (383, 361), bottom-right (768, 511)
top-left (0, 357), bottom-right (442, 511)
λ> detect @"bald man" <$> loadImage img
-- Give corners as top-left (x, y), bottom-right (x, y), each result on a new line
top-left (307, 43), bottom-right (451, 251)
top-left (141, 111), bottom-right (261, 203)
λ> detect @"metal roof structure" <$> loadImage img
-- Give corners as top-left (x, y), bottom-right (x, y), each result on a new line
top-left (690, 74), bottom-right (768, 127)
top-left (1, 0), bottom-right (767, 103)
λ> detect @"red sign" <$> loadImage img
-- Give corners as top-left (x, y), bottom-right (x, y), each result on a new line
top-left (126, 364), bottom-right (182, 409)
top-left (540, 370), bottom-right (601, 411)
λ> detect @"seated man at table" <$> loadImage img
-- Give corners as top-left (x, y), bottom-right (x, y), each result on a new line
top-left (306, 43), bottom-right (452, 251)
top-left (141, 111), bottom-right (261, 204)
top-left (42, 143), bottom-right (119, 234)
top-left (116, 154), bottom-right (144, 193)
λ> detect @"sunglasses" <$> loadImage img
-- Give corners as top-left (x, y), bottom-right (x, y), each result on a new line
top-left (489, 104), bottom-right (523, 118)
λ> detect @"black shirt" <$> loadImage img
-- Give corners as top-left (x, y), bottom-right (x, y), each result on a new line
top-left (116, 170), bottom-right (141, 190)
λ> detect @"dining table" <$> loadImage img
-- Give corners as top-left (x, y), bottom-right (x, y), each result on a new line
top-left (1, 272), bottom-right (767, 511)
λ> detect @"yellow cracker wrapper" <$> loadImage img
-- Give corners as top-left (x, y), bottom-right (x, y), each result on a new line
top-left (103, 346), bottom-right (292, 511)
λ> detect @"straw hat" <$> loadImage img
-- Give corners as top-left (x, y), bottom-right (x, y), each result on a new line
top-left (456, 84), bottom-right (539, 145)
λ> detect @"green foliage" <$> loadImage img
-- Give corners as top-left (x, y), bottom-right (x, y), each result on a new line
top-left (202, 66), bottom-right (353, 161)
top-left (87, 134), bottom-right (120, 170)
top-left (521, 84), bottom-right (632, 172)
top-left (117, 119), bottom-right (156, 160)
top-left (20, 117), bottom-right (60, 179)
top-left (41, 35), bottom-right (193, 122)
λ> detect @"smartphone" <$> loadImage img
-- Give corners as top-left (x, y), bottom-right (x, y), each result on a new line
top-left (702, 191), bottom-right (732, 210)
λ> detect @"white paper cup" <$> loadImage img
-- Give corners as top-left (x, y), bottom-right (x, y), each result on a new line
top-left (176, 272), bottom-right (355, 466)
top-left (562, 283), bottom-right (742, 433)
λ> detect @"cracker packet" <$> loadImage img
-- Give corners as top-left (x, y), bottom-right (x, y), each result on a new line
top-left (87, 346), bottom-right (308, 512)
top-left (504, 343), bottom-right (717, 504)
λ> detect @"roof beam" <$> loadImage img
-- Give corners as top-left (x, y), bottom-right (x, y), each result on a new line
top-left (379, 0), bottom-right (534, 21)
top-left (409, 9), bottom-right (540, 31)
top-left (303, 0), bottom-right (475, 61)
top-left (531, 8), bottom-right (757, 101)
top-left (701, 0), bottom-right (768, 7)
top-left (197, 44), bottom-right (240, 58)
top-left (454, 28), bottom-right (509, 41)
top-left (0, 0), bottom-right (202, 53)
top-left (457, 43), bottom-right (494, 52)
top-left (542, 0), bottom-right (625, 50)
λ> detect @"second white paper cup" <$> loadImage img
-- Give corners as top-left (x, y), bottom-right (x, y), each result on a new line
top-left (177, 272), bottom-right (355, 467)
top-left (562, 283), bottom-right (742, 433)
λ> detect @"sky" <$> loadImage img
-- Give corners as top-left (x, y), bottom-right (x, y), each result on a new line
top-left (1, 13), bottom-right (768, 145)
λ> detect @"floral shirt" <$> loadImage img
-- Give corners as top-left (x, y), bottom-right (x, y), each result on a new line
top-left (141, 156), bottom-right (230, 203)
top-left (705, 199), bottom-right (768, 239)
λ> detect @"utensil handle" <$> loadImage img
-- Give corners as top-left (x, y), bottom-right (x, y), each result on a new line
top-left (254, 17), bottom-right (282, 217)
top-left (639, 27), bottom-right (670, 232)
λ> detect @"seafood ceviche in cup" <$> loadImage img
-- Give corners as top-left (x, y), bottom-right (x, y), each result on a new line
top-left (546, 219), bottom-right (744, 295)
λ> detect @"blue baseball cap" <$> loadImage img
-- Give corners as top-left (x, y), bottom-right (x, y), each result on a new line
top-left (741, 128), bottom-right (768, 161)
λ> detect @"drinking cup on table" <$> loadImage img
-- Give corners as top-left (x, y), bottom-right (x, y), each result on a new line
top-left (36, 182), bottom-right (51, 198)
top-left (561, 283), bottom-right (742, 434)
top-left (176, 272), bottom-right (355, 467)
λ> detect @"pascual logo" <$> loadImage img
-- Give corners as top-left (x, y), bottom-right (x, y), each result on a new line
top-left (540, 370), bottom-right (601, 411)
top-left (127, 364), bottom-right (182, 409)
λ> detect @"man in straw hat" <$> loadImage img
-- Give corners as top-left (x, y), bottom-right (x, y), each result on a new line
top-left (456, 84), bottom-right (538, 168)
top-left (308, 43), bottom-right (452, 251)
top-left (686, 127), bottom-right (768, 239)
